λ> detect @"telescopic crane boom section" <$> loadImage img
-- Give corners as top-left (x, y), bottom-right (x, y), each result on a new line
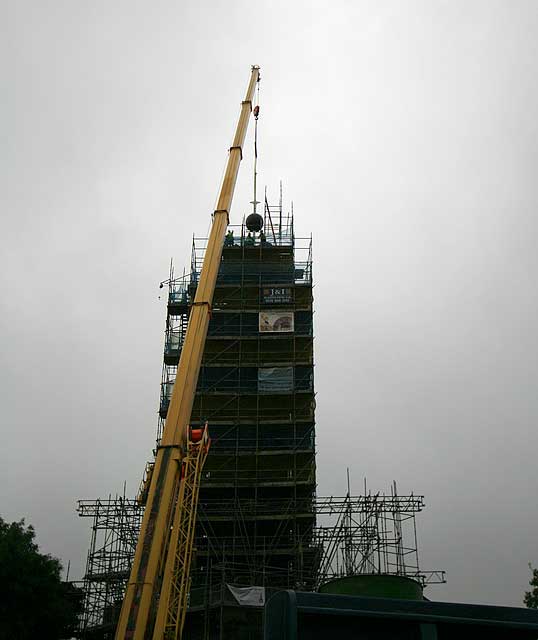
top-left (114, 65), bottom-right (261, 640)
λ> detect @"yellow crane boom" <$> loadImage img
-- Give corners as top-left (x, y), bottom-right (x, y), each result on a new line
top-left (114, 65), bottom-right (261, 640)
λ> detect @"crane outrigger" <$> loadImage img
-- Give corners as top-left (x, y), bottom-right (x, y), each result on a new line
top-left (114, 65), bottom-right (261, 640)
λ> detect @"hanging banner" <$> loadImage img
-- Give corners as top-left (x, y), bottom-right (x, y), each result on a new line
top-left (259, 311), bottom-right (294, 333)
top-left (258, 367), bottom-right (294, 392)
top-left (227, 584), bottom-right (266, 607)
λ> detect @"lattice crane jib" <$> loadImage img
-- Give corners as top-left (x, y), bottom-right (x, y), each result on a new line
top-left (155, 426), bottom-right (210, 640)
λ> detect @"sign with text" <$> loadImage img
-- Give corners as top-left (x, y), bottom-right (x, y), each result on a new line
top-left (261, 287), bottom-right (292, 304)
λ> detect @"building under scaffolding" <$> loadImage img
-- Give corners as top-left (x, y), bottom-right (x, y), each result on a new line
top-left (77, 205), bottom-right (444, 638)
top-left (165, 205), bottom-right (317, 638)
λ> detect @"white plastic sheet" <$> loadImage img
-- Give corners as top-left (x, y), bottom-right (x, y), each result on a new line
top-left (227, 584), bottom-right (266, 607)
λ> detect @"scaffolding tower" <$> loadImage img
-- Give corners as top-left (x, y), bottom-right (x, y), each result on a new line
top-left (314, 486), bottom-right (446, 588)
top-left (77, 494), bottom-right (143, 639)
top-left (166, 207), bottom-right (317, 638)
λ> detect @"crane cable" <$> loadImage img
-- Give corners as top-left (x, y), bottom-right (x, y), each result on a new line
top-left (252, 78), bottom-right (260, 216)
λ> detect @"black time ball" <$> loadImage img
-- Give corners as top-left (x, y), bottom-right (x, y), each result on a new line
top-left (245, 213), bottom-right (264, 232)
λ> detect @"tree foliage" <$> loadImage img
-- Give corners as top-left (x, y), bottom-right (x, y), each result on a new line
top-left (524, 563), bottom-right (538, 609)
top-left (0, 516), bottom-right (83, 640)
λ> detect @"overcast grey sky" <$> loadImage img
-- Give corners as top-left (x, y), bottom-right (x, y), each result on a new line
top-left (2, 0), bottom-right (538, 607)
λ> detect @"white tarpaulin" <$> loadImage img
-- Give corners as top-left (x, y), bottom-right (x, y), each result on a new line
top-left (259, 310), bottom-right (294, 333)
top-left (227, 584), bottom-right (266, 607)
